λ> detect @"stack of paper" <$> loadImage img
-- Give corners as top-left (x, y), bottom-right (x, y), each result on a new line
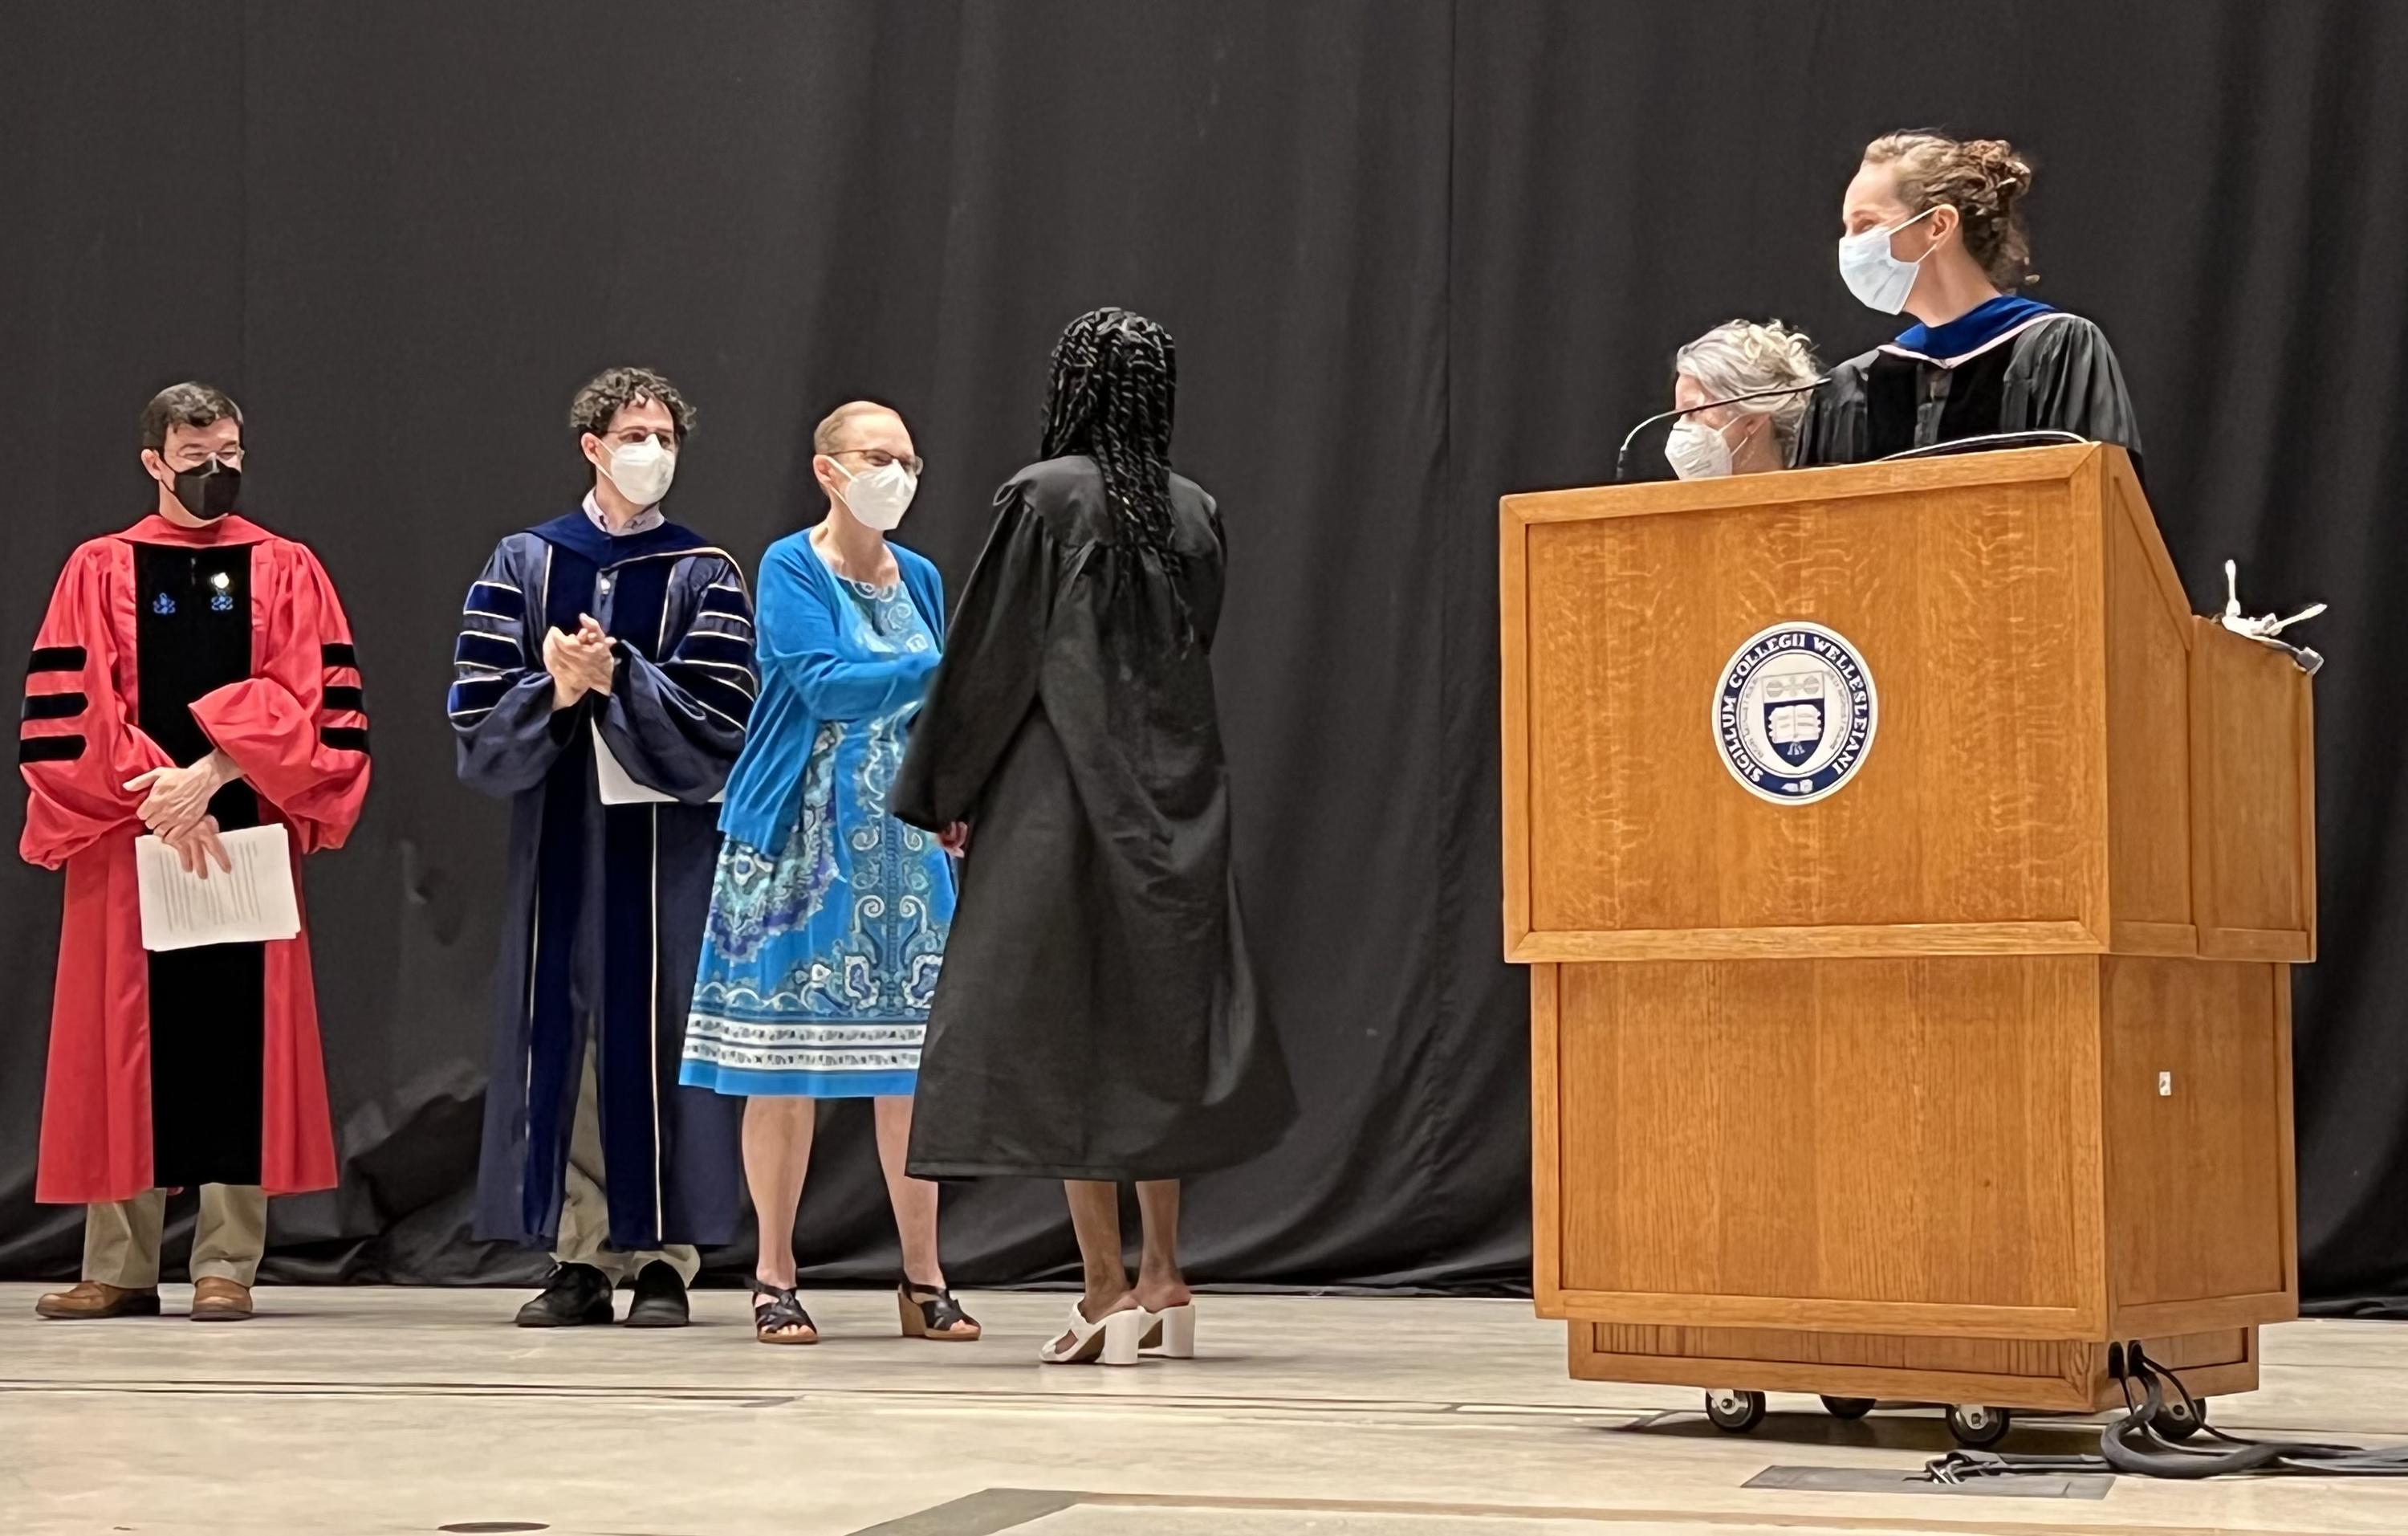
top-left (135, 823), bottom-right (301, 951)
top-left (592, 721), bottom-right (723, 805)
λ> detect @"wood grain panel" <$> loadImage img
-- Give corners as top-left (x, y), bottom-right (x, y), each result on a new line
top-left (2201, 927), bottom-right (2316, 961)
top-left (1555, 957), bottom-right (2097, 1318)
top-left (1512, 919), bottom-right (2097, 963)
top-left (2099, 958), bottom-right (2291, 1315)
top-left (1499, 504), bottom-right (1531, 955)
top-left (1570, 1329), bottom-right (2264, 1416)
top-left (1573, 1323), bottom-right (2256, 1409)
top-left (1551, 1290), bottom-right (2089, 1337)
top-left (1592, 1323), bottom-right (2087, 1377)
top-left (1523, 512), bottom-right (1713, 932)
top-left (1530, 964), bottom-right (1561, 1310)
top-left (2112, 1294), bottom-right (2297, 1338)
top-left (1569, 1343), bottom-right (2101, 1410)
top-left (2103, 462), bottom-right (2194, 931)
top-left (1517, 454), bottom-right (2103, 940)
top-left (2275, 964), bottom-right (2300, 1306)
top-left (2136, 1328), bottom-right (2255, 1372)
top-left (2109, 920), bottom-right (2198, 956)
top-left (2102, 450), bottom-right (2199, 640)
top-left (2190, 622), bottom-right (2315, 958)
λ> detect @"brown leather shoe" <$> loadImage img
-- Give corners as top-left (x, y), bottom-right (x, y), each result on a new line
top-left (191, 1277), bottom-right (254, 1322)
top-left (35, 1281), bottom-right (163, 1320)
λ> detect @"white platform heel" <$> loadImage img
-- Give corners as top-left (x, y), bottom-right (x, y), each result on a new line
top-left (1038, 1302), bottom-right (1153, 1366)
top-left (1143, 1303), bottom-right (1197, 1359)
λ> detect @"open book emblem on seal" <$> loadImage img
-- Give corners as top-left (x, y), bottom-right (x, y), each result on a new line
top-left (1713, 621), bottom-right (1877, 805)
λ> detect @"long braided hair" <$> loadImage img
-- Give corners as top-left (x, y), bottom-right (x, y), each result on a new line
top-left (1040, 307), bottom-right (1181, 569)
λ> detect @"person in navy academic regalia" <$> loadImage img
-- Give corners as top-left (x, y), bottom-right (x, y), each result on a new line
top-left (1800, 131), bottom-right (2145, 475)
top-left (449, 367), bottom-right (756, 1329)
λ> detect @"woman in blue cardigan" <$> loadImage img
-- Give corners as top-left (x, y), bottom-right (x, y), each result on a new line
top-left (680, 401), bottom-right (976, 1347)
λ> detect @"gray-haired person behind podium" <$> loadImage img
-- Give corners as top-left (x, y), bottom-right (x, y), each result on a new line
top-left (1663, 320), bottom-right (1824, 479)
top-left (1798, 129), bottom-right (2144, 471)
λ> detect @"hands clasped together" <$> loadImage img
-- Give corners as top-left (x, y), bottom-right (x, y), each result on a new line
top-left (533, 613), bottom-right (971, 853)
top-left (544, 614), bottom-right (617, 711)
top-left (124, 750), bottom-right (241, 878)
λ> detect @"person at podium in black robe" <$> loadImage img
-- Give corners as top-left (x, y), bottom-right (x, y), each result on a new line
top-left (1800, 131), bottom-right (2144, 475)
top-left (893, 308), bottom-right (1295, 1367)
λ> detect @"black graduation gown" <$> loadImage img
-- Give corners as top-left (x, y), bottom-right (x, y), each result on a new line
top-left (893, 456), bottom-right (1295, 1182)
top-left (1799, 307), bottom-right (2145, 476)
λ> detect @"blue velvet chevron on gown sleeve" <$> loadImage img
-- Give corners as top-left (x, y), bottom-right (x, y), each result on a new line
top-left (596, 554), bottom-right (759, 802)
top-left (448, 537), bottom-right (575, 797)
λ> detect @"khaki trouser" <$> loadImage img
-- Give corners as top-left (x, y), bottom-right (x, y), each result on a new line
top-left (553, 1039), bottom-right (698, 1284)
top-left (83, 1185), bottom-right (268, 1290)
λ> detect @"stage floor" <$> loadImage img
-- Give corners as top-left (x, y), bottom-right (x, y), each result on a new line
top-left (4, 1285), bottom-right (2406, 1534)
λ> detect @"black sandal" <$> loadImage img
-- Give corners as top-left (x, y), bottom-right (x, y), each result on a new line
top-left (897, 1279), bottom-right (981, 1341)
top-left (750, 1280), bottom-right (818, 1346)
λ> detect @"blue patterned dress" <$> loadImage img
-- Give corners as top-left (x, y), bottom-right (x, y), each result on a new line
top-left (680, 565), bottom-right (952, 1098)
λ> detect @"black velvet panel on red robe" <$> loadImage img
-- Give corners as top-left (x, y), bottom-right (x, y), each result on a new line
top-left (18, 513), bottom-right (370, 1203)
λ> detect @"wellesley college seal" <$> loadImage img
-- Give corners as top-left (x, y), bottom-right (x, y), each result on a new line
top-left (1713, 621), bottom-right (1878, 805)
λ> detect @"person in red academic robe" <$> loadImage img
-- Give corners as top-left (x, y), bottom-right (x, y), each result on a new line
top-left (19, 381), bottom-right (370, 1322)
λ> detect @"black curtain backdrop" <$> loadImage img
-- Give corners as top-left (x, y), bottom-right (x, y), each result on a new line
top-left (2, 2), bottom-right (2401, 1303)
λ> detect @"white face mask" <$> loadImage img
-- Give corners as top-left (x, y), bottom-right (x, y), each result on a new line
top-left (834, 458), bottom-right (918, 531)
top-left (1665, 414), bottom-right (1753, 479)
top-left (1837, 206), bottom-right (1938, 315)
top-left (600, 435), bottom-right (677, 507)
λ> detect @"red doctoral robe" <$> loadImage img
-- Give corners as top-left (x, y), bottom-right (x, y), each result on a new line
top-left (18, 513), bottom-right (370, 1204)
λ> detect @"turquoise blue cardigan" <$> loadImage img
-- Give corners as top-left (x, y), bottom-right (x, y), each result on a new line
top-left (717, 529), bottom-right (947, 854)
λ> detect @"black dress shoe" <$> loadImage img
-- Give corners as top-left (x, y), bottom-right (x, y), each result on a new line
top-left (623, 1261), bottom-right (689, 1328)
top-left (515, 1263), bottom-right (614, 1327)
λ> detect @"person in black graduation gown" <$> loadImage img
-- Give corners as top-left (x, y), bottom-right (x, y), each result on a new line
top-left (893, 308), bottom-right (1295, 1366)
top-left (1800, 131), bottom-right (2144, 474)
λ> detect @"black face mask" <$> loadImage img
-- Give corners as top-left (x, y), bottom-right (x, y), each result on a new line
top-left (169, 457), bottom-right (242, 521)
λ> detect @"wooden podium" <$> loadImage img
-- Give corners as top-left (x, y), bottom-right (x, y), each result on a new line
top-left (1499, 446), bottom-right (2312, 1441)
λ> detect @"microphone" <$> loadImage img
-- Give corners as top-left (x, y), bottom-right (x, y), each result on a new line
top-left (1614, 376), bottom-right (1832, 483)
top-left (1876, 430), bottom-right (2088, 463)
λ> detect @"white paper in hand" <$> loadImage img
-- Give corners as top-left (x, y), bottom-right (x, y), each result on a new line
top-left (592, 721), bottom-right (722, 806)
top-left (135, 823), bottom-right (301, 951)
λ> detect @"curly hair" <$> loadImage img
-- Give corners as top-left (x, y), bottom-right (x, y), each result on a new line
top-left (1674, 320), bottom-right (1822, 461)
top-left (141, 382), bottom-right (242, 450)
top-left (569, 365), bottom-right (694, 441)
top-left (1863, 131), bottom-right (2038, 287)
top-left (1040, 308), bottom-right (1179, 567)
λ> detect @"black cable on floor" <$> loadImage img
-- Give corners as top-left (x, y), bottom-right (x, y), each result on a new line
top-left (1922, 1344), bottom-right (2408, 1484)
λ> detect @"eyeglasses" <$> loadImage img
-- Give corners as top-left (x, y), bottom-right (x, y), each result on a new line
top-left (832, 446), bottom-right (925, 477)
top-left (162, 446), bottom-right (245, 470)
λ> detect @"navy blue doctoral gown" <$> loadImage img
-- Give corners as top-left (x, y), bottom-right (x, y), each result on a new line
top-left (449, 511), bottom-right (758, 1253)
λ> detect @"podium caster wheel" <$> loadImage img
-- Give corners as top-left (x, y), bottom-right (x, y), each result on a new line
top-left (1946, 1403), bottom-right (2011, 1448)
top-left (1706, 1389), bottom-right (1767, 1433)
top-left (1820, 1395), bottom-right (1876, 1420)
top-left (2159, 1395), bottom-right (2209, 1441)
